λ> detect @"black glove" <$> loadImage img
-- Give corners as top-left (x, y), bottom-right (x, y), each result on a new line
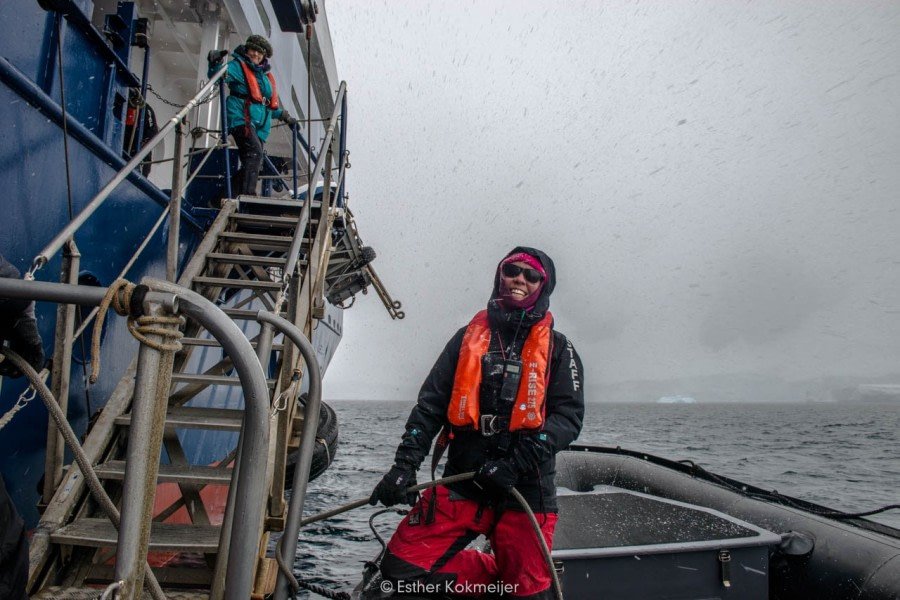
top-left (0, 255), bottom-right (45, 378)
top-left (207, 49), bottom-right (228, 67)
top-left (369, 464), bottom-right (417, 507)
top-left (281, 111), bottom-right (299, 126)
top-left (0, 305), bottom-right (44, 378)
top-left (473, 459), bottom-right (519, 501)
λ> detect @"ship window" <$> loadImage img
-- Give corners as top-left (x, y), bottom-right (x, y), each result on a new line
top-left (290, 88), bottom-right (306, 121)
top-left (254, 0), bottom-right (272, 37)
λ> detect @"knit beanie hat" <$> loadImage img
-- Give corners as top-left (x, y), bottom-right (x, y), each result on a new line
top-left (245, 34), bottom-right (273, 58)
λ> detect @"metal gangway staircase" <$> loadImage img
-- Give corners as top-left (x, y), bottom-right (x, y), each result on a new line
top-left (0, 75), bottom-right (402, 600)
top-left (21, 189), bottom-right (389, 600)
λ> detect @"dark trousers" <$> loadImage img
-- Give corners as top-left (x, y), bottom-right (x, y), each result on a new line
top-left (0, 475), bottom-right (28, 600)
top-left (230, 126), bottom-right (264, 197)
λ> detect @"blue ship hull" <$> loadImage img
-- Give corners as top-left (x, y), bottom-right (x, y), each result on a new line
top-left (0, 4), bottom-right (178, 527)
top-left (0, 1), bottom-right (345, 528)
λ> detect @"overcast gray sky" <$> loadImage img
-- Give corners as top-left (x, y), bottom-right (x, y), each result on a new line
top-left (320, 0), bottom-right (900, 401)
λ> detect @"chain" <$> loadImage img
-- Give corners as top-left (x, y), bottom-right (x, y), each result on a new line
top-left (147, 83), bottom-right (217, 109)
top-left (0, 367), bottom-right (48, 431)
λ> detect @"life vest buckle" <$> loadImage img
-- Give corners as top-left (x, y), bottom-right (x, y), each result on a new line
top-left (480, 414), bottom-right (500, 436)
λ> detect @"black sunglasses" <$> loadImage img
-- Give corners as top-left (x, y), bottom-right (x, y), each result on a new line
top-left (501, 263), bottom-right (544, 284)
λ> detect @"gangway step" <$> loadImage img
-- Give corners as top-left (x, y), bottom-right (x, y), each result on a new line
top-left (218, 232), bottom-right (305, 246)
top-left (116, 406), bottom-right (244, 431)
top-left (191, 276), bottom-right (282, 291)
top-left (206, 253), bottom-right (293, 267)
top-left (179, 337), bottom-right (224, 347)
top-left (220, 307), bottom-right (288, 319)
top-left (170, 373), bottom-right (276, 387)
top-left (33, 585), bottom-right (211, 599)
top-left (238, 195), bottom-right (319, 212)
top-left (84, 565), bottom-right (215, 590)
top-left (94, 460), bottom-right (233, 485)
top-left (229, 213), bottom-right (314, 227)
top-left (51, 518), bottom-right (220, 552)
top-left (180, 337), bottom-right (284, 351)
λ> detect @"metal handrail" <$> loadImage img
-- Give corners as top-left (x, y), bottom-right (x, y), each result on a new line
top-left (0, 276), bottom-right (269, 600)
top-left (255, 311), bottom-right (323, 600)
top-left (32, 65), bottom-right (229, 274)
top-left (144, 278), bottom-right (270, 600)
top-left (280, 81), bottom-right (347, 294)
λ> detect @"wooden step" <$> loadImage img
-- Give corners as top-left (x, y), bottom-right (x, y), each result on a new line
top-left (51, 518), bottom-right (220, 552)
top-left (116, 406), bottom-right (244, 431)
top-left (94, 460), bottom-right (233, 486)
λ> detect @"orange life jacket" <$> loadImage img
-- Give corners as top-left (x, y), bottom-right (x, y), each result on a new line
top-left (448, 310), bottom-right (553, 432)
top-left (238, 60), bottom-right (279, 109)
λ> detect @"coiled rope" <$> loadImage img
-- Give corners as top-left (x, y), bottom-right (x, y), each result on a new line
top-left (90, 279), bottom-right (183, 384)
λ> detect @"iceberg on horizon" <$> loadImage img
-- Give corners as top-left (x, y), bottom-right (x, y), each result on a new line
top-left (657, 395), bottom-right (697, 404)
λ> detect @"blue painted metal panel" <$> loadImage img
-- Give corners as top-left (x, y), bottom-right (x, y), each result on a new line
top-left (0, 4), bottom-right (55, 87)
top-left (0, 2), bottom-right (135, 150)
top-left (0, 3), bottom-right (205, 526)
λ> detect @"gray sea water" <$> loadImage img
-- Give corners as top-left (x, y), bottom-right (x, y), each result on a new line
top-left (292, 401), bottom-right (899, 596)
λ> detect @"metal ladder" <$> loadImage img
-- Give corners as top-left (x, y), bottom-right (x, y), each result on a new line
top-left (27, 193), bottom-right (351, 599)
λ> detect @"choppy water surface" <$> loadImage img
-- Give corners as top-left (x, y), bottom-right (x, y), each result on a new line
top-left (292, 401), bottom-right (899, 596)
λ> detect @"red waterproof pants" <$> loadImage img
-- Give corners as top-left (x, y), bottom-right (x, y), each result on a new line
top-left (382, 485), bottom-right (558, 598)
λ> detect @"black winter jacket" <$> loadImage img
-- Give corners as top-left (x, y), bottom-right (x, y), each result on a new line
top-left (391, 247), bottom-right (585, 512)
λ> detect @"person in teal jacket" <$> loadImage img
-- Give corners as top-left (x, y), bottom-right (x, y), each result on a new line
top-left (208, 35), bottom-right (298, 197)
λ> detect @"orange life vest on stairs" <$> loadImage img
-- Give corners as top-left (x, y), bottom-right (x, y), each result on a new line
top-left (238, 60), bottom-right (279, 109)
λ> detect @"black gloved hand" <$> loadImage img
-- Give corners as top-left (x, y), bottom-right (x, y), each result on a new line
top-left (369, 464), bottom-right (417, 507)
top-left (0, 255), bottom-right (45, 379)
top-left (0, 306), bottom-right (44, 378)
top-left (473, 459), bottom-right (519, 502)
top-left (207, 49), bottom-right (228, 67)
top-left (281, 111), bottom-right (299, 126)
